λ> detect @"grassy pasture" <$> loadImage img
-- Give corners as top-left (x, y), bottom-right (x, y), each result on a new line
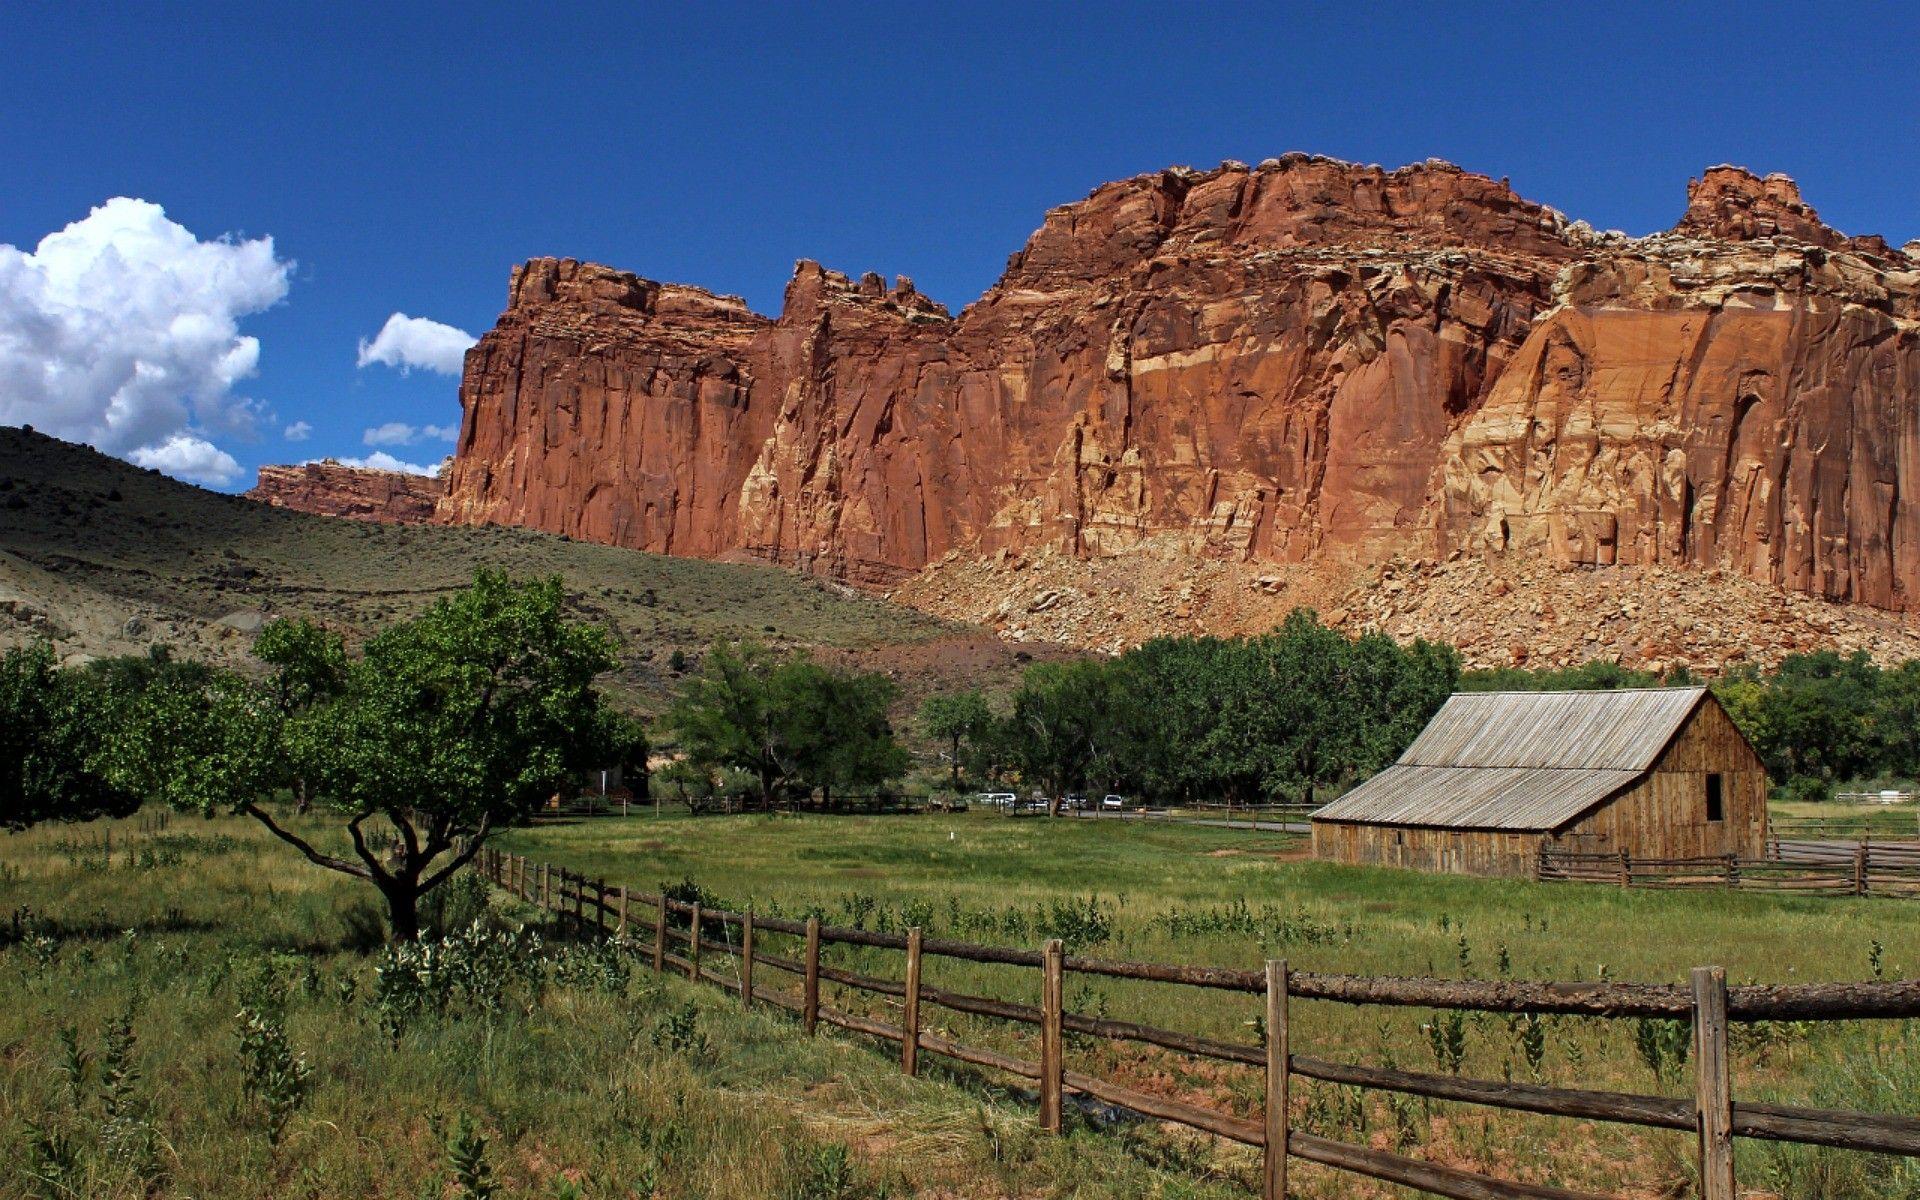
top-left (499, 809), bottom-right (1920, 1199)
top-left (0, 811), bottom-right (1258, 1200)
top-left (6, 807), bottom-right (1919, 1199)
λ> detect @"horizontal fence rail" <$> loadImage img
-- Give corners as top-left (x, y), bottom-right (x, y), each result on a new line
top-left (470, 846), bottom-right (1920, 1200)
top-left (1539, 845), bottom-right (1920, 898)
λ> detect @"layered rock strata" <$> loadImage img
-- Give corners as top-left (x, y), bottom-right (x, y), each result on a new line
top-left (274, 157), bottom-right (1920, 620)
top-left (246, 461), bottom-right (446, 523)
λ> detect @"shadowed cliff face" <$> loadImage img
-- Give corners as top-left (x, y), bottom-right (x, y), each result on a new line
top-left (325, 156), bottom-right (1920, 613)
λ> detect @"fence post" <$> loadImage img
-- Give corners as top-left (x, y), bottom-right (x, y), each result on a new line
top-left (1265, 959), bottom-right (1289, 1200)
top-left (689, 902), bottom-right (703, 980)
top-left (541, 862), bottom-right (551, 909)
top-left (1854, 844), bottom-right (1869, 896)
top-left (1618, 851), bottom-right (1630, 888)
top-left (616, 887), bottom-right (628, 937)
top-left (803, 917), bottom-right (822, 1036)
top-left (595, 878), bottom-right (608, 934)
top-left (1040, 938), bottom-right (1064, 1134)
top-left (1692, 965), bottom-right (1735, 1200)
top-left (902, 927), bottom-right (923, 1077)
top-left (653, 896), bottom-right (667, 972)
top-left (741, 911), bottom-right (755, 1006)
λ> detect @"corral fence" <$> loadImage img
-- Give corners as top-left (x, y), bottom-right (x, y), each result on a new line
top-left (471, 845), bottom-right (1920, 1200)
top-left (1773, 814), bottom-right (1920, 840)
top-left (1540, 843), bottom-right (1920, 897)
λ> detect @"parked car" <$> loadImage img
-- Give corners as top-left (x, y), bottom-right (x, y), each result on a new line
top-left (1101, 794), bottom-right (1127, 810)
top-left (977, 792), bottom-right (1016, 808)
top-left (1064, 794), bottom-right (1088, 810)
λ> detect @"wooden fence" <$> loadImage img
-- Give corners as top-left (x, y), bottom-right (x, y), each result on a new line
top-left (472, 846), bottom-right (1920, 1200)
top-left (1540, 845), bottom-right (1920, 897)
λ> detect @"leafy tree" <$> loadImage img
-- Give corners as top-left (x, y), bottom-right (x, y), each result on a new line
top-left (785, 666), bottom-right (909, 805)
top-left (1007, 658), bottom-right (1133, 815)
top-left (917, 690), bottom-right (993, 790)
top-left (669, 640), bottom-right (906, 807)
top-left (993, 610), bottom-right (1458, 809)
top-left (668, 640), bottom-right (791, 807)
top-left (112, 571), bottom-right (624, 941)
top-left (1715, 651), bottom-right (1881, 787)
top-left (0, 644), bottom-right (139, 831)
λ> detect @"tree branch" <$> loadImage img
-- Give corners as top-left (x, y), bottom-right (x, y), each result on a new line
top-left (346, 811), bottom-right (395, 885)
top-left (241, 802), bottom-right (373, 880)
top-left (418, 812), bottom-right (492, 894)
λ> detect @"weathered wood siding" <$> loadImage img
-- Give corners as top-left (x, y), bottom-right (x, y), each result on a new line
top-left (1313, 694), bottom-right (1768, 877)
top-left (1311, 822), bottom-right (1545, 876)
top-left (1548, 698), bottom-right (1768, 860)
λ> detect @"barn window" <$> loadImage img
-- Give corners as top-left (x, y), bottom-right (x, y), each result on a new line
top-left (1705, 774), bottom-right (1724, 822)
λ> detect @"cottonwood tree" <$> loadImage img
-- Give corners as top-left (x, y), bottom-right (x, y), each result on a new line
top-left (917, 690), bottom-right (993, 790)
top-left (115, 571), bottom-right (623, 941)
top-left (1008, 658), bottom-right (1131, 816)
top-left (669, 639), bottom-right (907, 808)
top-left (0, 643), bottom-right (139, 831)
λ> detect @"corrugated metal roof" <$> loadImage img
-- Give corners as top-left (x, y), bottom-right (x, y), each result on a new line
top-left (1313, 688), bottom-right (1708, 830)
top-left (1312, 765), bottom-right (1642, 830)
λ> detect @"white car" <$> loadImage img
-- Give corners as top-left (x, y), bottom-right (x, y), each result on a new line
top-left (1101, 794), bottom-right (1127, 810)
top-left (977, 792), bottom-right (1016, 808)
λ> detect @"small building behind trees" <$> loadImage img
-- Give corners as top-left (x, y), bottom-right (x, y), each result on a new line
top-left (1311, 688), bottom-right (1767, 877)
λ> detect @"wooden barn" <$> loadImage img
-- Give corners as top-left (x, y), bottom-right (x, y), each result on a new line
top-left (1311, 688), bottom-right (1768, 877)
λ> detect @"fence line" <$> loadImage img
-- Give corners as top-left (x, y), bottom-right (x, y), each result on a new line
top-left (470, 845), bottom-right (1920, 1200)
top-left (1540, 846), bottom-right (1920, 897)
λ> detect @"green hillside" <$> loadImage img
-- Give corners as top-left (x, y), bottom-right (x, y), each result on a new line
top-left (0, 427), bottom-right (1029, 708)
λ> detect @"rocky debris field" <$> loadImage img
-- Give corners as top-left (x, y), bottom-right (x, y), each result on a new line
top-left (892, 547), bottom-right (1920, 673)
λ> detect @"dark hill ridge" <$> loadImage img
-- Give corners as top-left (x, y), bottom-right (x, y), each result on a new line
top-left (0, 426), bottom-right (1050, 709)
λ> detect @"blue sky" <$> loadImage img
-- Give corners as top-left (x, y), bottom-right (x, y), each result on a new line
top-left (3, 1), bottom-right (1916, 488)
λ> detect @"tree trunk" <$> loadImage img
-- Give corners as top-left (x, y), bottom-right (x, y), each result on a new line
top-left (950, 735), bottom-right (962, 789)
top-left (383, 882), bottom-right (422, 943)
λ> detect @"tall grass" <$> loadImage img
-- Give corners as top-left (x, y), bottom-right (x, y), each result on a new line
top-left (0, 810), bottom-right (1265, 1199)
top-left (497, 807), bottom-right (1920, 1199)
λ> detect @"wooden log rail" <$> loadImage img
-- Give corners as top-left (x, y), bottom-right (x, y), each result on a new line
top-left (470, 846), bottom-right (1920, 1200)
top-left (1543, 844), bottom-right (1920, 899)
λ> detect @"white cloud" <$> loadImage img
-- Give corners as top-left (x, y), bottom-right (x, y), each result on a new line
top-left (362, 419), bottom-right (459, 447)
top-left (283, 420), bottom-right (312, 441)
top-left (363, 421), bottom-right (420, 446)
top-left (316, 451), bottom-right (443, 477)
top-left (0, 197), bottom-right (290, 483)
top-left (128, 434), bottom-right (243, 487)
top-left (356, 312), bottom-right (475, 375)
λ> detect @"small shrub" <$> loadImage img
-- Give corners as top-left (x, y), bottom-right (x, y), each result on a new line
top-left (650, 1001), bottom-right (708, 1055)
top-left (1633, 1018), bottom-right (1691, 1086)
top-left (782, 1141), bottom-right (860, 1200)
top-left (445, 1114), bottom-right (496, 1200)
top-left (235, 1003), bottom-right (313, 1144)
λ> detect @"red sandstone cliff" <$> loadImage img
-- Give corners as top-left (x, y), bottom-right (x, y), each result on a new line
top-left (247, 461), bottom-right (446, 523)
top-left (432, 157), bottom-right (1920, 616)
top-left (256, 157), bottom-right (1919, 647)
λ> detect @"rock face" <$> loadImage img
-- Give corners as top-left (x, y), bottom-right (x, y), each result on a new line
top-left (247, 461), bottom-right (446, 523)
top-left (339, 158), bottom-right (1920, 629)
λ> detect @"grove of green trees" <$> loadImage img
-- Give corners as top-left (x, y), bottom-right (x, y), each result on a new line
top-left (921, 610), bottom-right (1461, 810)
top-left (9, 581), bottom-right (1920, 943)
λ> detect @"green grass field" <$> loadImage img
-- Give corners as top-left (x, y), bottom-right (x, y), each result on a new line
top-left (7, 808), bottom-right (1919, 1199)
top-left (1, 811), bottom-right (1275, 1200)
top-left (496, 808), bottom-right (1920, 1199)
